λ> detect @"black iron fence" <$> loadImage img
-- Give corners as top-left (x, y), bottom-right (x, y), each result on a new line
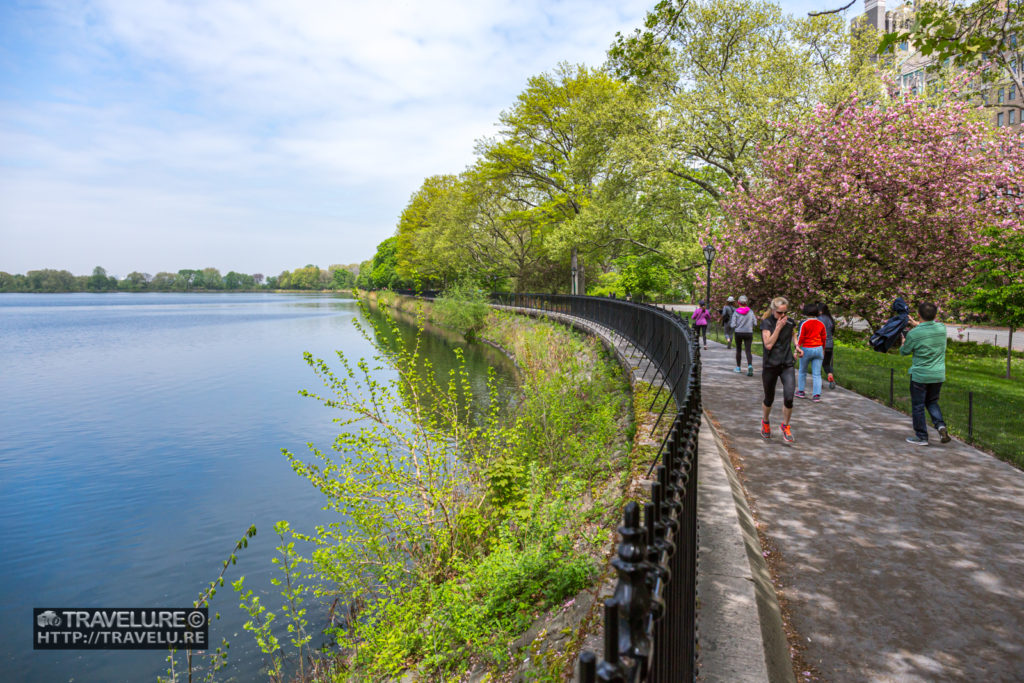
top-left (489, 293), bottom-right (703, 682)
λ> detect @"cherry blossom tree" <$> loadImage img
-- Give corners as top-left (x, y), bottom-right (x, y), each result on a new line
top-left (709, 93), bottom-right (1024, 326)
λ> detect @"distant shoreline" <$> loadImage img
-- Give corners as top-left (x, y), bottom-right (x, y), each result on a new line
top-left (0, 289), bottom-right (354, 294)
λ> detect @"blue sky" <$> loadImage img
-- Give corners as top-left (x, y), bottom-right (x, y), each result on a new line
top-left (1, 0), bottom-right (836, 277)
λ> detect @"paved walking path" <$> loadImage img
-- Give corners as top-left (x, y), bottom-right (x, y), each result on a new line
top-left (700, 340), bottom-right (1024, 682)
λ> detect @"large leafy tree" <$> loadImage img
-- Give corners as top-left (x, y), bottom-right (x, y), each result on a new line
top-left (476, 63), bottom-right (655, 290)
top-left (394, 174), bottom-right (466, 288)
top-left (712, 93), bottom-right (1024, 325)
top-left (608, 0), bottom-right (884, 200)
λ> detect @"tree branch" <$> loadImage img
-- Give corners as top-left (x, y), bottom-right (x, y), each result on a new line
top-left (808, 0), bottom-right (857, 17)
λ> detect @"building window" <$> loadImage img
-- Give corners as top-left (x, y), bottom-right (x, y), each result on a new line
top-left (997, 112), bottom-right (1005, 126)
top-left (999, 88), bottom-right (1005, 103)
top-left (1011, 86), bottom-right (1017, 101)
top-left (1011, 110), bottom-right (1018, 125)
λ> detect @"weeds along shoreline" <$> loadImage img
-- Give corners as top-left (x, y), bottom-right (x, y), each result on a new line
top-left (176, 289), bottom-right (668, 682)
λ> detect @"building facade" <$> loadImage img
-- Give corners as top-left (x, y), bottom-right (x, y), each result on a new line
top-left (853, 0), bottom-right (1023, 130)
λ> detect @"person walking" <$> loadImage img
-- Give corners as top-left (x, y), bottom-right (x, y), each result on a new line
top-left (900, 302), bottom-right (952, 446)
top-left (760, 297), bottom-right (800, 443)
top-left (816, 302), bottom-right (837, 390)
top-left (692, 300), bottom-right (711, 350)
top-left (721, 296), bottom-right (736, 349)
top-left (730, 295), bottom-right (757, 376)
top-left (795, 303), bottom-right (827, 402)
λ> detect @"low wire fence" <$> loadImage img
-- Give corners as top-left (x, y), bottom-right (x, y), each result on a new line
top-left (700, 319), bottom-right (1022, 467)
top-left (490, 294), bottom-right (702, 682)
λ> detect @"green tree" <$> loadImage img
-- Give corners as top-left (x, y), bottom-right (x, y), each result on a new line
top-left (23, 269), bottom-right (79, 292)
top-left (119, 271), bottom-right (150, 291)
top-left (0, 272), bottom-right (24, 292)
top-left (365, 238), bottom-right (407, 290)
top-left (329, 265), bottom-right (356, 289)
top-left (200, 267), bottom-right (224, 290)
top-left (609, 0), bottom-right (884, 198)
top-left (957, 224), bottom-right (1024, 379)
top-left (477, 63), bottom-right (654, 292)
top-left (151, 272), bottom-right (177, 290)
top-left (395, 174), bottom-right (466, 287)
top-left (87, 266), bottom-right (116, 291)
top-left (290, 264), bottom-right (323, 290)
top-left (176, 269), bottom-right (200, 290)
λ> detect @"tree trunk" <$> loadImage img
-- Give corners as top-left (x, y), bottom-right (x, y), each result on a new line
top-left (1008, 327), bottom-right (1015, 380)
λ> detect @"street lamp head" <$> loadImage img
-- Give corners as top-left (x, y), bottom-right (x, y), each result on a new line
top-left (703, 244), bottom-right (716, 265)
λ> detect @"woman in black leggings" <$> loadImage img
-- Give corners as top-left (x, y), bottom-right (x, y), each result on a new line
top-left (691, 301), bottom-right (711, 349)
top-left (759, 296), bottom-right (800, 443)
top-left (730, 295), bottom-right (756, 376)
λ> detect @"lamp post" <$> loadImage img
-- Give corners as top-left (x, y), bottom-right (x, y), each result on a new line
top-left (702, 244), bottom-right (716, 309)
top-left (571, 265), bottom-right (578, 295)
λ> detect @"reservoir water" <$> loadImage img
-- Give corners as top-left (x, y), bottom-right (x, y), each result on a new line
top-left (0, 292), bottom-right (514, 682)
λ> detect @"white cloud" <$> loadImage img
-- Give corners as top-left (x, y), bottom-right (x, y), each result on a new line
top-left (0, 0), bottom-right (675, 274)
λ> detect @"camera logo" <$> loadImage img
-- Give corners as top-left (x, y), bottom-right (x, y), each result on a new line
top-left (37, 611), bottom-right (61, 628)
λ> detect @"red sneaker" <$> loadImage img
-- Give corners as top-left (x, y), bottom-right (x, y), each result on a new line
top-left (761, 420), bottom-right (771, 439)
top-left (780, 423), bottom-right (794, 443)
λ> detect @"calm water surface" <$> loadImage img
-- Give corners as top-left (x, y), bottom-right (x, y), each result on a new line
top-left (0, 293), bottom-right (514, 682)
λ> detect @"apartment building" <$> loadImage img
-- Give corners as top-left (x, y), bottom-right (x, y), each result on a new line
top-left (853, 0), bottom-right (1023, 129)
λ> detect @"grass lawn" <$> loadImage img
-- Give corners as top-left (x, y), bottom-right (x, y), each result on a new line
top-left (700, 320), bottom-right (1024, 469)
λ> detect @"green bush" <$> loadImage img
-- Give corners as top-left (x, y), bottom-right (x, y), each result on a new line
top-left (236, 306), bottom-right (632, 681)
top-left (432, 281), bottom-right (491, 341)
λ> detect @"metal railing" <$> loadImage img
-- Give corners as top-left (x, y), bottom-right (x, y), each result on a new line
top-left (490, 293), bottom-right (702, 682)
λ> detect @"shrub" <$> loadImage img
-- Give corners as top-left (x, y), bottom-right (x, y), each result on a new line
top-left (432, 281), bottom-right (491, 341)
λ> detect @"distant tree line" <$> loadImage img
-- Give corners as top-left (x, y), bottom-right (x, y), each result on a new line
top-left (0, 264), bottom-right (360, 293)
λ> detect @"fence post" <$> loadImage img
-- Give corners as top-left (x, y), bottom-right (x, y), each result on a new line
top-left (579, 651), bottom-right (596, 683)
top-left (968, 391), bottom-right (974, 442)
top-left (596, 599), bottom-right (625, 682)
top-left (889, 368), bottom-right (894, 407)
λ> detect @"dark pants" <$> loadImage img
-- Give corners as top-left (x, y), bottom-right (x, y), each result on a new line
top-left (910, 380), bottom-right (945, 440)
top-left (763, 365), bottom-right (795, 409)
top-left (695, 324), bottom-right (707, 345)
top-left (735, 333), bottom-right (753, 366)
top-left (822, 347), bottom-right (834, 376)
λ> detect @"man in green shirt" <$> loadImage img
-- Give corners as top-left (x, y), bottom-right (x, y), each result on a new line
top-left (899, 302), bottom-right (951, 446)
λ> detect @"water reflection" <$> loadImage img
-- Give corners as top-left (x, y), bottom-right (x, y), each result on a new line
top-left (360, 301), bottom-right (518, 427)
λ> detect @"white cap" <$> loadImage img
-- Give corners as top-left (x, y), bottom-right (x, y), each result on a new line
top-left (727, 296), bottom-right (735, 302)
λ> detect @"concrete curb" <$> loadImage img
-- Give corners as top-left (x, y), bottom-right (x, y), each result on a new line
top-left (700, 414), bottom-right (795, 683)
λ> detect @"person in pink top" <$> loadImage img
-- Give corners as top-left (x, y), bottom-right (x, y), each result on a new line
top-left (692, 300), bottom-right (711, 349)
top-left (795, 302), bottom-right (828, 401)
